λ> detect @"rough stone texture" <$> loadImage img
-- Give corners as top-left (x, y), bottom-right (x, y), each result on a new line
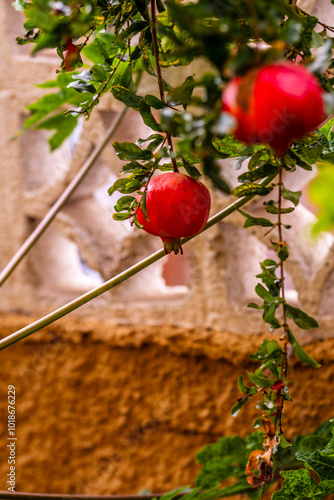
top-left (0, 314), bottom-right (333, 496)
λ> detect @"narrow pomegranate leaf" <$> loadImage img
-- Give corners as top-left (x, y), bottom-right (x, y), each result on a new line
top-left (113, 212), bottom-right (132, 221)
top-left (167, 76), bottom-right (195, 109)
top-left (111, 85), bottom-right (143, 110)
top-left (247, 302), bottom-right (264, 310)
top-left (238, 375), bottom-right (257, 396)
top-left (140, 191), bottom-right (149, 222)
top-left (114, 195), bottom-right (136, 213)
top-left (247, 371), bottom-right (274, 388)
top-left (320, 118), bottom-right (334, 140)
top-left (255, 284), bottom-right (275, 302)
top-left (232, 183), bottom-right (271, 197)
top-left (133, 213), bottom-right (144, 229)
top-left (279, 434), bottom-right (292, 449)
top-left (244, 217), bottom-right (274, 229)
top-left (278, 243), bottom-right (289, 261)
top-left (181, 157), bottom-right (201, 179)
top-left (248, 149), bottom-right (268, 171)
top-left (285, 305), bottom-right (319, 330)
top-left (289, 149), bottom-right (313, 171)
top-left (113, 141), bottom-right (153, 161)
top-left (263, 304), bottom-right (281, 329)
top-left (238, 164), bottom-right (279, 183)
top-left (212, 135), bottom-right (253, 158)
top-left (281, 186), bottom-right (302, 206)
top-left (287, 329), bottom-right (320, 369)
top-left (144, 94), bottom-right (167, 109)
top-left (264, 201), bottom-right (294, 215)
top-left (249, 339), bottom-right (282, 360)
top-left (231, 398), bottom-right (250, 417)
top-left (139, 100), bottom-right (162, 132)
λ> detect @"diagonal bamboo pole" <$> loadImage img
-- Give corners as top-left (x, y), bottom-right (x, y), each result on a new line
top-left (0, 172), bottom-right (277, 351)
top-left (0, 106), bottom-right (129, 288)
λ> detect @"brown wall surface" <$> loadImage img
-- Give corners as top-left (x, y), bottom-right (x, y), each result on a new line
top-left (0, 314), bottom-right (333, 497)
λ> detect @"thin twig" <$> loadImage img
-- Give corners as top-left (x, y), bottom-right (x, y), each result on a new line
top-left (80, 27), bottom-right (97, 52)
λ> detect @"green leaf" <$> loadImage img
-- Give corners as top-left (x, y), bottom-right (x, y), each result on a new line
top-left (181, 157), bottom-right (201, 179)
top-left (238, 209), bottom-right (274, 229)
top-left (297, 450), bottom-right (334, 482)
top-left (285, 305), bottom-right (319, 330)
top-left (244, 217), bottom-right (274, 229)
top-left (272, 469), bottom-right (323, 500)
top-left (278, 243), bottom-right (289, 261)
top-left (113, 212), bottom-right (132, 221)
top-left (255, 284), bottom-right (275, 302)
top-left (90, 64), bottom-right (110, 83)
top-left (248, 149), bottom-right (267, 171)
top-left (238, 375), bottom-right (257, 396)
top-left (167, 76), bottom-right (195, 109)
top-left (281, 186), bottom-right (302, 207)
top-left (263, 304), bottom-right (281, 329)
top-left (133, 213), bottom-right (144, 229)
top-left (232, 183), bottom-right (271, 198)
top-left (138, 100), bottom-right (162, 132)
top-left (231, 398), bottom-right (250, 417)
top-left (111, 85), bottom-right (143, 110)
top-left (108, 178), bottom-right (142, 196)
top-left (287, 329), bottom-right (321, 369)
top-left (113, 141), bottom-right (153, 161)
top-left (24, 93), bottom-right (66, 129)
top-left (35, 113), bottom-right (78, 151)
top-left (114, 195), bottom-right (137, 213)
top-left (145, 94), bottom-right (167, 110)
top-left (140, 190), bottom-right (149, 221)
top-left (67, 81), bottom-right (96, 94)
top-left (320, 118), bottom-right (334, 141)
top-left (246, 371), bottom-right (274, 388)
top-left (279, 434), bottom-right (292, 449)
top-left (120, 20), bottom-right (150, 39)
top-left (212, 135), bottom-right (253, 159)
top-left (238, 164), bottom-right (279, 183)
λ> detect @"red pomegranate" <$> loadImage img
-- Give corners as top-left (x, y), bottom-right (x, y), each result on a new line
top-left (136, 172), bottom-right (211, 254)
top-left (222, 61), bottom-right (325, 154)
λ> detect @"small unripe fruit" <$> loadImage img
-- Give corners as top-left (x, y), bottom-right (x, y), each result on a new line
top-left (137, 172), bottom-right (211, 254)
top-left (222, 61), bottom-right (325, 154)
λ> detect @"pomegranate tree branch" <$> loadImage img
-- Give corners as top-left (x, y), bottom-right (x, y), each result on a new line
top-left (150, 0), bottom-right (178, 173)
top-left (275, 165), bottom-right (289, 434)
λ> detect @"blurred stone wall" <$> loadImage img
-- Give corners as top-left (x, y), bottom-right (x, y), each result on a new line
top-left (0, 314), bottom-right (333, 495)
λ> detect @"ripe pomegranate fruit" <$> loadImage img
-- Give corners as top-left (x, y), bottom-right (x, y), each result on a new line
top-left (222, 61), bottom-right (325, 154)
top-left (136, 172), bottom-right (211, 254)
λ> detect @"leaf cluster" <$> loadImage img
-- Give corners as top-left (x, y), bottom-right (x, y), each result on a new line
top-left (194, 419), bottom-right (334, 500)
